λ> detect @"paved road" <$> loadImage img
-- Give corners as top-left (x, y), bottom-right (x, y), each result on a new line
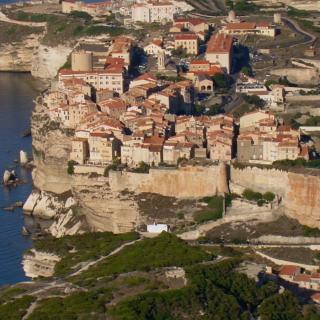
top-left (282, 17), bottom-right (316, 48)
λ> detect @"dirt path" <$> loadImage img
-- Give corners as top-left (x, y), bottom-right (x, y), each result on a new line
top-left (0, 11), bottom-right (46, 28)
top-left (69, 238), bottom-right (142, 277)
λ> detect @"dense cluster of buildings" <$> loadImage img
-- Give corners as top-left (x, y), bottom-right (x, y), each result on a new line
top-left (237, 110), bottom-right (308, 164)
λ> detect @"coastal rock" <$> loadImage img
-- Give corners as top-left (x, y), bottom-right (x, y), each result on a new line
top-left (49, 209), bottom-right (84, 238)
top-left (23, 192), bottom-right (41, 212)
top-left (3, 170), bottom-right (11, 185)
top-left (22, 249), bottom-right (61, 278)
top-left (20, 150), bottom-right (28, 165)
top-left (32, 192), bottom-right (65, 219)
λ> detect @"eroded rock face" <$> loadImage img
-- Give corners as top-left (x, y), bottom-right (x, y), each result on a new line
top-left (23, 249), bottom-right (61, 278)
top-left (31, 102), bottom-right (72, 194)
top-left (0, 34), bottom-right (41, 72)
top-left (31, 44), bottom-right (72, 79)
top-left (285, 171), bottom-right (320, 228)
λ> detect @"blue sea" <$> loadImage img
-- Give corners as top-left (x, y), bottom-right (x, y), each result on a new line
top-left (0, 73), bottom-right (39, 286)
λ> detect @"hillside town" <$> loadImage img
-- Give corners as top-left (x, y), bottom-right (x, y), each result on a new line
top-left (1, 0), bottom-right (320, 318)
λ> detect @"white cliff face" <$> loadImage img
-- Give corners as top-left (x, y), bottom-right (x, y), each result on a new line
top-left (0, 33), bottom-right (42, 72)
top-left (0, 34), bottom-right (72, 78)
top-left (23, 249), bottom-right (61, 278)
top-left (49, 208), bottom-right (84, 238)
top-left (31, 44), bottom-right (73, 79)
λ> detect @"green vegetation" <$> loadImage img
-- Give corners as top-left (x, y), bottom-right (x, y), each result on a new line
top-left (242, 94), bottom-right (266, 108)
top-left (109, 258), bottom-right (280, 319)
top-left (263, 191), bottom-right (275, 202)
top-left (211, 73), bottom-right (229, 89)
top-left (68, 10), bottom-right (92, 22)
top-left (171, 46), bottom-right (189, 58)
top-left (28, 289), bottom-right (113, 320)
top-left (259, 291), bottom-right (302, 320)
top-left (0, 287), bottom-right (27, 303)
top-left (299, 19), bottom-right (320, 34)
top-left (303, 226), bottom-right (320, 237)
top-left (67, 160), bottom-right (77, 175)
top-left (194, 196), bottom-right (224, 223)
top-left (121, 276), bottom-right (150, 288)
top-left (131, 161), bottom-right (150, 173)
top-left (6, 11), bottom-right (127, 45)
top-left (272, 158), bottom-right (320, 170)
top-left (288, 6), bottom-right (309, 18)
top-left (242, 189), bottom-right (275, 205)
top-left (34, 232), bottom-right (139, 277)
top-left (0, 21), bottom-right (41, 44)
top-left (104, 158), bottom-right (121, 177)
top-left (156, 74), bottom-right (184, 82)
top-left (233, 0), bottom-right (259, 14)
top-left (0, 295), bottom-right (35, 320)
top-left (240, 65), bottom-right (253, 77)
top-left (70, 233), bottom-right (212, 285)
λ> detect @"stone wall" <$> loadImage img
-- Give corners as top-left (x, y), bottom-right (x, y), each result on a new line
top-left (230, 166), bottom-right (320, 228)
top-left (285, 170), bottom-right (320, 228)
top-left (271, 67), bottom-right (319, 86)
top-left (230, 166), bottom-right (288, 196)
top-left (109, 164), bottom-right (229, 198)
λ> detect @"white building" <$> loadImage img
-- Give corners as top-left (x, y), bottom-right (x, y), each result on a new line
top-left (147, 223), bottom-right (168, 233)
top-left (131, 2), bottom-right (176, 23)
top-left (205, 33), bottom-right (233, 74)
top-left (59, 68), bottom-right (124, 94)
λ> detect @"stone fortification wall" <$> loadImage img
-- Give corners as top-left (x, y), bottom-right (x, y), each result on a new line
top-left (271, 67), bottom-right (319, 86)
top-left (285, 170), bottom-right (320, 228)
top-left (230, 166), bottom-right (288, 197)
top-left (109, 163), bottom-right (229, 198)
top-left (230, 166), bottom-right (320, 228)
top-left (286, 95), bottom-right (320, 102)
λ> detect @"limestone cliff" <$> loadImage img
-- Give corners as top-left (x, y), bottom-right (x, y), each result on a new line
top-left (0, 35), bottom-right (72, 78)
top-left (285, 170), bottom-right (320, 228)
top-left (31, 44), bottom-right (73, 79)
top-left (230, 166), bottom-right (320, 228)
top-left (0, 33), bottom-right (41, 72)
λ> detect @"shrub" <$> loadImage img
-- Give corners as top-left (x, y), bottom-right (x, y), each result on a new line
top-left (242, 189), bottom-right (262, 202)
top-left (195, 196), bottom-right (224, 223)
top-left (70, 233), bottom-right (212, 284)
top-left (0, 295), bottom-right (35, 320)
top-left (34, 231), bottom-right (139, 277)
top-left (263, 192), bottom-right (275, 202)
top-left (67, 160), bottom-right (77, 175)
top-left (132, 161), bottom-right (150, 173)
top-left (177, 212), bottom-right (184, 219)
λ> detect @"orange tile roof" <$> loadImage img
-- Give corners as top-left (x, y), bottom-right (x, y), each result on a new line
top-left (207, 33), bottom-right (233, 54)
top-left (279, 265), bottom-right (300, 276)
top-left (175, 33), bottom-right (198, 41)
top-left (226, 22), bottom-right (256, 30)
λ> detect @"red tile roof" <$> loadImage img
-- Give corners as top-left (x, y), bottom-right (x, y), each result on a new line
top-left (279, 265), bottom-right (300, 276)
top-left (206, 33), bottom-right (233, 54)
top-left (175, 33), bottom-right (198, 41)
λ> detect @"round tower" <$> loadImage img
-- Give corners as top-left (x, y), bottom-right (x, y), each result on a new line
top-left (71, 50), bottom-right (93, 72)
